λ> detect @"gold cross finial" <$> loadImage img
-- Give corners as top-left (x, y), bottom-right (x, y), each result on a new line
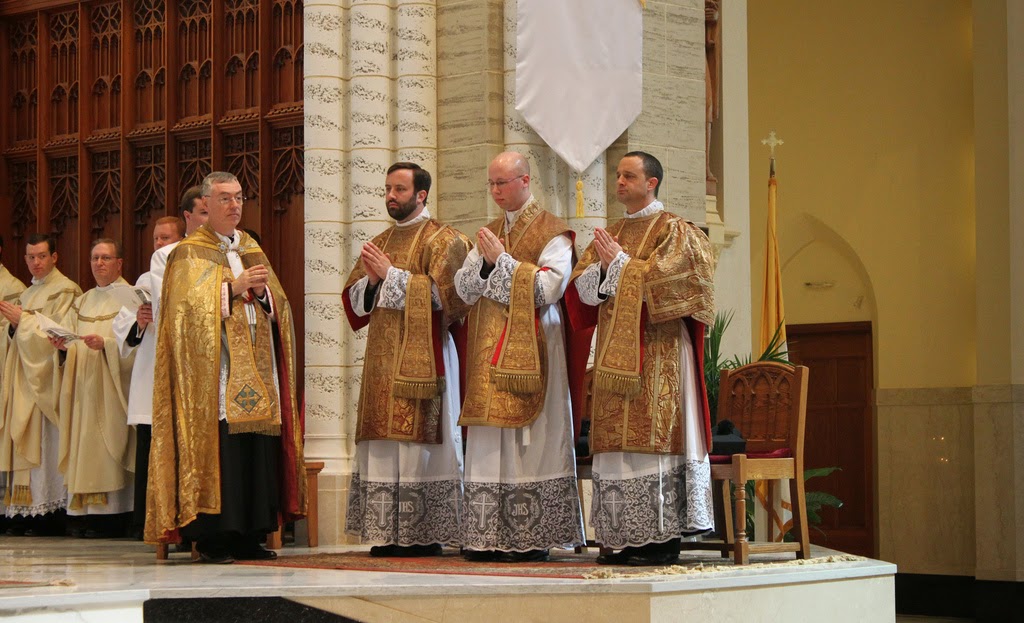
top-left (761, 130), bottom-right (784, 158)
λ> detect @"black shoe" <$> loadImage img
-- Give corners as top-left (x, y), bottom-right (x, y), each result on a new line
top-left (624, 550), bottom-right (679, 566)
top-left (198, 551), bottom-right (235, 564)
top-left (5, 527), bottom-right (25, 536)
top-left (463, 549), bottom-right (499, 562)
top-left (196, 541), bottom-right (235, 564)
top-left (230, 536), bottom-right (278, 561)
top-left (393, 544), bottom-right (443, 557)
top-left (496, 549), bottom-right (549, 563)
top-left (595, 550), bottom-right (631, 565)
top-left (232, 544), bottom-right (278, 561)
top-left (369, 544), bottom-right (401, 557)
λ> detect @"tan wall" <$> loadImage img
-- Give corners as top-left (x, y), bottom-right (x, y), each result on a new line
top-left (747, 0), bottom-right (975, 390)
top-left (747, 0), bottom-right (981, 576)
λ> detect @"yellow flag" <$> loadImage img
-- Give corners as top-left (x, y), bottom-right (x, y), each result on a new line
top-left (755, 160), bottom-right (793, 541)
top-left (759, 166), bottom-right (787, 353)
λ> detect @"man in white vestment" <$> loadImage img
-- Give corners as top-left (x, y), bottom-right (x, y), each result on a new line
top-left (112, 214), bottom-right (187, 538)
top-left (0, 235), bottom-right (26, 528)
top-left (0, 234), bottom-right (81, 535)
top-left (51, 239), bottom-right (136, 538)
top-left (454, 152), bottom-right (585, 562)
top-left (342, 162), bottom-right (471, 556)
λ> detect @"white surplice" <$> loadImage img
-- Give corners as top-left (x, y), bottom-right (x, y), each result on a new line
top-left (454, 199), bottom-right (585, 552)
top-left (344, 209), bottom-right (464, 546)
top-left (112, 272), bottom-right (155, 427)
top-left (575, 200), bottom-right (713, 548)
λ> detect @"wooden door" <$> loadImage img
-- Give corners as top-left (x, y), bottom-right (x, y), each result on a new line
top-left (787, 322), bottom-right (875, 557)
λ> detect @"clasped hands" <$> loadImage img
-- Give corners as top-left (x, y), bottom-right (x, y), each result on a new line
top-left (231, 264), bottom-right (270, 298)
top-left (476, 228), bottom-right (506, 267)
top-left (360, 242), bottom-right (393, 286)
top-left (0, 301), bottom-right (22, 327)
top-left (593, 227), bottom-right (622, 270)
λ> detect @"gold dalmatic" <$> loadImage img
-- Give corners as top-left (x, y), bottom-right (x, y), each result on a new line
top-left (571, 212), bottom-right (716, 455)
top-left (344, 220), bottom-right (470, 444)
top-left (458, 202), bottom-right (572, 429)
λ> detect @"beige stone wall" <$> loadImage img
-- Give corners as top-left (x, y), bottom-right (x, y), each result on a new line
top-left (303, 0), bottom-right (709, 545)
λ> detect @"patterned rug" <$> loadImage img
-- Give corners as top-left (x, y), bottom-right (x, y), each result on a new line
top-left (238, 550), bottom-right (617, 579)
top-left (237, 551), bottom-right (866, 580)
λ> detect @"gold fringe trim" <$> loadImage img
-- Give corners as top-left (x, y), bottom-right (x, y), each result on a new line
top-left (227, 421), bottom-right (282, 435)
top-left (391, 379), bottom-right (443, 400)
top-left (8, 485), bottom-right (32, 507)
top-left (491, 369), bottom-right (544, 394)
top-left (575, 177), bottom-right (585, 219)
top-left (69, 492), bottom-right (108, 510)
top-left (595, 369), bottom-right (642, 398)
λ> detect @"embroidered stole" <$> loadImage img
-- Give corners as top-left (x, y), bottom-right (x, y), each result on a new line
top-left (458, 203), bottom-right (570, 429)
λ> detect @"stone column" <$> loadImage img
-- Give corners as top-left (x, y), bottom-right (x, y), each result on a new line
top-left (303, 0), bottom-right (438, 545)
top-left (972, 0), bottom-right (1024, 589)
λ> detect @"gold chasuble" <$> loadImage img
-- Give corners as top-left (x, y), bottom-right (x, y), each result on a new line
top-left (458, 201), bottom-right (573, 429)
top-left (146, 226), bottom-right (306, 544)
top-left (569, 212), bottom-right (715, 455)
top-left (0, 268), bottom-right (81, 506)
top-left (57, 278), bottom-right (137, 510)
top-left (342, 219), bottom-right (471, 444)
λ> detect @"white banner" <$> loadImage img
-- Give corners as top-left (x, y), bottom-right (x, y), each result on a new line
top-left (515, 0), bottom-right (643, 174)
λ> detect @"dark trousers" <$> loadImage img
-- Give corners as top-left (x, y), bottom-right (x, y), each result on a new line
top-left (180, 421), bottom-right (281, 554)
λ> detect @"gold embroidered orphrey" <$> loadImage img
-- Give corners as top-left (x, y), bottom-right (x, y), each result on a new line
top-left (458, 201), bottom-right (573, 429)
top-left (572, 212), bottom-right (715, 455)
top-left (345, 219), bottom-right (470, 444)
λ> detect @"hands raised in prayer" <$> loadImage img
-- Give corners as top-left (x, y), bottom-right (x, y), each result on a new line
top-left (231, 264), bottom-right (270, 298)
top-left (477, 228), bottom-right (506, 267)
top-left (593, 227), bottom-right (622, 270)
top-left (361, 242), bottom-right (392, 286)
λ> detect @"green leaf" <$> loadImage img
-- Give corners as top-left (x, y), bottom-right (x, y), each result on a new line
top-left (805, 491), bottom-right (843, 509)
top-left (804, 466), bottom-right (841, 481)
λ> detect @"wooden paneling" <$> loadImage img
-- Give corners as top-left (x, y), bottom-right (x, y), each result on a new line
top-left (0, 0), bottom-right (305, 384)
top-left (787, 321), bottom-right (875, 558)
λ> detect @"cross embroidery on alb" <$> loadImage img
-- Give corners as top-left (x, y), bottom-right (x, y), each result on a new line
top-left (369, 490), bottom-right (395, 528)
top-left (470, 493), bottom-right (498, 531)
top-left (602, 489), bottom-right (626, 530)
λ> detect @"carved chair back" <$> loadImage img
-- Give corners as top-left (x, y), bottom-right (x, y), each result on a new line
top-left (717, 362), bottom-right (808, 455)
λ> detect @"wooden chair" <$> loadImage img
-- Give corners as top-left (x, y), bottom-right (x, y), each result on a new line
top-left (682, 361), bottom-right (811, 565)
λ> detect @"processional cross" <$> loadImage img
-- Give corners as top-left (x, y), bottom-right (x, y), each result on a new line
top-left (761, 130), bottom-right (784, 176)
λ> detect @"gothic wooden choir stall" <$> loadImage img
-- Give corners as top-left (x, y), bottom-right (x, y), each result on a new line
top-left (0, 0), bottom-right (307, 382)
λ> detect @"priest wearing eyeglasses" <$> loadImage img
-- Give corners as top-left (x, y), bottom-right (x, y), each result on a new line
top-left (145, 171), bottom-right (306, 563)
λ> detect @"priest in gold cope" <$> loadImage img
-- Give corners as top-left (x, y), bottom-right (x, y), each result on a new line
top-left (146, 172), bottom-right (306, 563)
top-left (566, 152), bottom-right (717, 566)
top-left (343, 162), bottom-right (471, 557)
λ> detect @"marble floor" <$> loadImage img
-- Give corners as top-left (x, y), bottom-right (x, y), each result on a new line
top-left (0, 537), bottom-right (897, 622)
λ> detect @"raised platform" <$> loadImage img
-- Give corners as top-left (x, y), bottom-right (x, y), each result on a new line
top-left (0, 538), bottom-right (896, 622)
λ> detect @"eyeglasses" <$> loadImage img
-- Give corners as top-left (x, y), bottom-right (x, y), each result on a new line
top-left (90, 255), bottom-right (120, 263)
top-left (206, 194), bottom-right (247, 206)
top-left (486, 175), bottom-right (525, 189)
